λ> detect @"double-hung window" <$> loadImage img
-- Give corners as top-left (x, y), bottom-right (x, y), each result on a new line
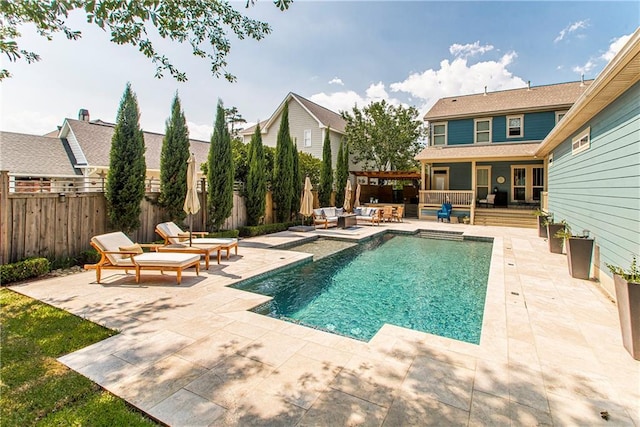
top-left (475, 118), bottom-right (491, 143)
top-left (432, 122), bottom-right (447, 146)
top-left (507, 115), bottom-right (523, 138)
top-left (303, 129), bottom-right (312, 147)
top-left (572, 127), bottom-right (590, 154)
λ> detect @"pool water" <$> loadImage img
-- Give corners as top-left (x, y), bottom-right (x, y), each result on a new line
top-left (232, 234), bottom-right (492, 343)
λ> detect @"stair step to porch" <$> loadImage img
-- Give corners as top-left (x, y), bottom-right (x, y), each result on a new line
top-left (419, 230), bottom-right (464, 241)
top-left (474, 208), bottom-right (537, 228)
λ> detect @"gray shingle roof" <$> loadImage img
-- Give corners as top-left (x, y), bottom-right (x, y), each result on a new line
top-left (424, 80), bottom-right (593, 121)
top-left (415, 142), bottom-right (540, 162)
top-left (66, 119), bottom-right (211, 170)
top-left (0, 131), bottom-right (79, 177)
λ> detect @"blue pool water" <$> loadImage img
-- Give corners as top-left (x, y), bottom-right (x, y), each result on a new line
top-left (232, 234), bottom-right (492, 343)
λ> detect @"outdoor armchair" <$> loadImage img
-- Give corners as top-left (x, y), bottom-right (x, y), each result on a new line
top-left (437, 203), bottom-right (453, 222)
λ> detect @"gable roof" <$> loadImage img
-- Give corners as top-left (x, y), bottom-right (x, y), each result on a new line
top-left (415, 142), bottom-right (540, 162)
top-left (424, 80), bottom-right (593, 121)
top-left (537, 29), bottom-right (640, 157)
top-left (61, 119), bottom-right (211, 170)
top-left (241, 92), bottom-right (346, 136)
top-left (0, 131), bottom-right (80, 177)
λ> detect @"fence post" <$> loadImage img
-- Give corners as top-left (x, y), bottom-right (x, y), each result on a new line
top-left (0, 171), bottom-right (9, 265)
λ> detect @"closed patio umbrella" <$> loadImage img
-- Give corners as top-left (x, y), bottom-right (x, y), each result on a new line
top-left (343, 180), bottom-right (352, 213)
top-left (183, 153), bottom-right (200, 247)
top-left (299, 176), bottom-right (314, 224)
top-left (354, 182), bottom-right (361, 208)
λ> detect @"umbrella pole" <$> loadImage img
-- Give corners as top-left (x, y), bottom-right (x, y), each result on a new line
top-left (189, 214), bottom-right (193, 247)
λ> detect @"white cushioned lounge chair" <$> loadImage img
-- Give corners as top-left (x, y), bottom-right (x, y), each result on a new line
top-left (156, 222), bottom-right (239, 260)
top-left (86, 232), bottom-right (200, 284)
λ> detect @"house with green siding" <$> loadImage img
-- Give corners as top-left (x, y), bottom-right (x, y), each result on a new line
top-left (415, 80), bottom-right (592, 223)
top-left (536, 28), bottom-right (640, 297)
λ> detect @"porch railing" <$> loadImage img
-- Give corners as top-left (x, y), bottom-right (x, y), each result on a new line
top-left (419, 190), bottom-right (475, 206)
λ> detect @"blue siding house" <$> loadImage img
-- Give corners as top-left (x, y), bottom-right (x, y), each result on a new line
top-left (415, 80), bottom-right (592, 223)
top-left (536, 29), bottom-right (640, 297)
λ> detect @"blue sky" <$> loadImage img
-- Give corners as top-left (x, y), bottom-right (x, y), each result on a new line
top-left (1, 1), bottom-right (638, 141)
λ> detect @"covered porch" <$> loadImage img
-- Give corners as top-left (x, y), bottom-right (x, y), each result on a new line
top-left (415, 142), bottom-right (546, 225)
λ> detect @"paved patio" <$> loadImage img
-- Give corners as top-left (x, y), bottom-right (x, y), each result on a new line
top-left (10, 220), bottom-right (640, 426)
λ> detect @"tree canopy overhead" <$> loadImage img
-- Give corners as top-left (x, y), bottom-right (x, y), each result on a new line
top-left (341, 100), bottom-right (426, 171)
top-left (0, 0), bottom-right (291, 81)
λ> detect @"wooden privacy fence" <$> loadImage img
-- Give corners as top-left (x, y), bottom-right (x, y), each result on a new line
top-left (1, 187), bottom-right (249, 265)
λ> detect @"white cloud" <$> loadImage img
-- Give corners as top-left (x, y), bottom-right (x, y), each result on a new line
top-left (554, 20), bottom-right (589, 43)
top-left (328, 77), bottom-right (344, 86)
top-left (187, 122), bottom-right (213, 141)
top-left (309, 82), bottom-right (402, 114)
top-left (390, 52), bottom-right (526, 116)
top-left (449, 41), bottom-right (494, 58)
top-left (601, 33), bottom-right (632, 61)
top-left (572, 60), bottom-right (596, 76)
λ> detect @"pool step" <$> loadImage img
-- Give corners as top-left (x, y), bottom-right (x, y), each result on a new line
top-left (419, 230), bottom-right (464, 241)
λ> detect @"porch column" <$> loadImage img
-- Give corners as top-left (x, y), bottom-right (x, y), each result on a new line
top-left (470, 160), bottom-right (476, 225)
top-left (420, 162), bottom-right (426, 191)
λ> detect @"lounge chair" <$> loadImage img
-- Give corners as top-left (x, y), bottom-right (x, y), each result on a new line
top-left (155, 222), bottom-right (238, 260)
top-left (86, 232), bottom-right (200, 284)
top-left (437, 203), bottom-right (452, 222)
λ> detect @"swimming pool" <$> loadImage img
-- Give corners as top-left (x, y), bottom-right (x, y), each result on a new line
top-left (232, 234), bottom-right (492, 343)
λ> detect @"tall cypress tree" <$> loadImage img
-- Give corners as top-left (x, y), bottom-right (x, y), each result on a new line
top-left (318, 127), bottom-right (333, 207)
top-left (291, 144), bottom-right (301, 216)
top-left (106, 83), bottom-right (146, 234)
top-left (159, 92), bottom-right (190, 222)
top-left (246, 124), bottom-right (266, 226)
top-left (273, 102), bottom-right (294, 222)
top-left (335, 138), bottom-right (347, 207)
top-left (207, 100), bottom-right (235, 230)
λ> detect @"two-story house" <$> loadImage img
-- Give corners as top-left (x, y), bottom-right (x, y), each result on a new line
top-left (536, 28), bottom-right (639, 296)
top-left (415, 80), bottom-right (592, 223)
top-left (239, 92), bottom-right (347, 169)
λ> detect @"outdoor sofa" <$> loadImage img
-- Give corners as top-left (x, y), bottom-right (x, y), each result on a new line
top-left (313, 207), bottom-right (342, 229)
top-left (353, 207), bottom-right (381, 225)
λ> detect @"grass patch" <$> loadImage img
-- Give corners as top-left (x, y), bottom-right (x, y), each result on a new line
top-left (0, 289), bottom-right (158, 426)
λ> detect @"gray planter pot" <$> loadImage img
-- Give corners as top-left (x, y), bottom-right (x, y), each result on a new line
top-left (547, 223), bottom-right (564, 254)
top-left (537, 216), bottom-right (548, 238)
top-left (566, 237), bottom-right (594, 279)
top-left (614, 274), bottom-right (640, 360)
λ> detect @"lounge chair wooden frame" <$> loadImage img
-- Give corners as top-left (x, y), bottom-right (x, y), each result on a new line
top-left (85, 238), bottom-right (200, 285)
top-left (155, 222), bottom-right (239, 259)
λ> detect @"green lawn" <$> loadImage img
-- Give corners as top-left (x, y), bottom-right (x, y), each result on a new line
top-left (0, 288), bottom-right (158, 426)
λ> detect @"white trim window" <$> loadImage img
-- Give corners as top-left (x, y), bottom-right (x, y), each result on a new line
top-left (303, 129), bottom-right (312, 147)
top-left (572, 126), bottom-right (590, 154)
top-left (507, 115), bottom-right (523, 138)
top-left (556, 110), bottom-right (568, 124)
top-left (432, 122), bottom-right (447, 146)
top-left (474, 118), bottom-right (492, 143)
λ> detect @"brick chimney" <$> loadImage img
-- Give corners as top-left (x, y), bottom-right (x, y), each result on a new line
top-left (78, 109), bottom-right (90, 122)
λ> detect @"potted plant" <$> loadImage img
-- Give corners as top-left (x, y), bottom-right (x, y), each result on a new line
top-left (462, 215), bottom-right (470, 224)
top-left (533, 209), bottom-right (549, 238)
top-left (607, 256), bottom-right (640, 360)
top-left (555, 224), bottom-right (594, 279)
top-left (546, 215), bottom-right (564, 254)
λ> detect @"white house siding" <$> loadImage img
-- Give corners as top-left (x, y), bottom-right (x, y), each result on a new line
top-left (547, 81), bottom-right (640, 296)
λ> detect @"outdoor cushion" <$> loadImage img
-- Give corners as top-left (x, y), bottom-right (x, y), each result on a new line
top-left (354, 208), bottom-right (362, 215)
top-left (177, 231), bottom-right (191, 241)
top-left (313, 208), bottom-right (324, 218)
top-left (369, 208), bottom-right (378, 217)
top-left (323, 207), bottom-right (337, 217)
top-left (133, 252), bottom-right (199, 267)
top-left (119, 243), bottom-right (143, 259)
top-left (336, 207), bottom-right (344, 215)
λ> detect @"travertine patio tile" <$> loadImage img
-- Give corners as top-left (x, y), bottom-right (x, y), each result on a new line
top-left (547, 392), bottom-right (636, 426)
top-left (468, 390), bottom-right (510, 426)
top-left (401, 355), bottom-right (475, 411)
top-left (166, 313), bottom-right (235, 339)
top-left (299, 389), bottom-right (387, 427)
top-left (256, 353), bottom-right (342, 409)
top-left (331, 353), bottom-right (410, 407)
top-left (473, 359), bottom-right (510, 399)
top-left (185, 354), bottom-right (274, 408)
top-left (508, 363), bottom-right (550, 413)
top-left (147, 388), bottom-right (225, 426)
top-left (57, 334), bottom-right (138, 370)
top-left (297, 341), bottom-right (353, 367)
top-left (239, 331), bottom-right (307, 367)
top-left (112, 329), bottom-right (195, 366)
top-left (175, 329), bottom-right (253, 369)
top-left (222, 320), bottom-right (270, 340)
top-left (109, 355), bottom-right (207, 410)
top-left (72, 353), bottom-right (146, 388)
top-left (383, 389), bottom-right (470, 426)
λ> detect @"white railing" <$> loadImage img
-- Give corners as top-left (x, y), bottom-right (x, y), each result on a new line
top-left (419, 190), bottom-right (475, 206)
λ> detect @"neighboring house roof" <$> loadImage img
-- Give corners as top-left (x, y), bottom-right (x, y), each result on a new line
top-left (0, 131), bottom-right (80, 177)
top-left (424, 80), bottom-right (593, 121)
top-left (61, 119), bottom-right (211, 171)
top-left (415, 142), bottom-right (540, 162)
top-left (537, 29), bottom-right (640, 157)
top-left (241, 92), bottom-right (346, 135)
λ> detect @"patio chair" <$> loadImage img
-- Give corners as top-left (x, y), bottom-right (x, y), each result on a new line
top-left (392, 205), bottom-right (404, 222)
top-left (382, 206), bottom-right (394, 222)
top-left (478, 194), bottom-right (496, 208)
top-left (155, 222), bottom-right (238, 259)
top-left (86, 232), bottom-right (200, 284)
top-left (437, 203), bottom-right (452, 222)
